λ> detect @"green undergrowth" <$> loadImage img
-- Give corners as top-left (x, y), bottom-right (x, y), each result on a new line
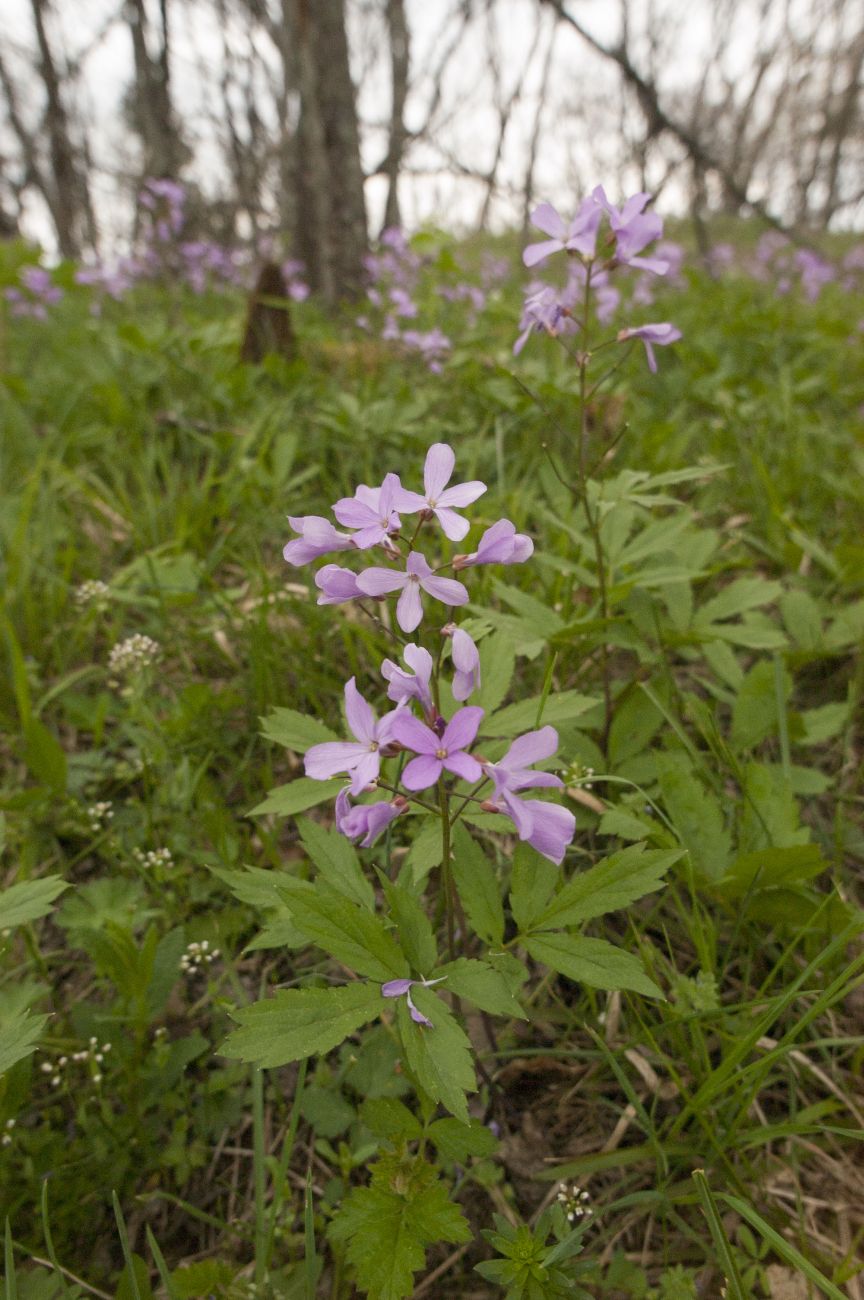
top-left (0, 228), bottom-right (862, 1298)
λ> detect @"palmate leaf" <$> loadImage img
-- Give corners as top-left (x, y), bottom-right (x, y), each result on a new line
top-left (524, 933), bottom-right (663, 998)
top-left (0, 1008), bottom-right (48, 1076)
top-left (530, 844), bottom-right (680, 931)
top-left (222, 983), bottom-right (384, 1067)
top-left (329, 1155), bottom-right (470, 1300)
top-left (0, 876), bottom-right (69, 929)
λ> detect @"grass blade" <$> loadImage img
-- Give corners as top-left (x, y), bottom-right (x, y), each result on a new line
top-left (692, 1170), bottom-right (746, 1300)
top-left (719, 1191), bottom-right (848, 1300)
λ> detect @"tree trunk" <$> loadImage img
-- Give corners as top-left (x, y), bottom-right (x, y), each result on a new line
top-left (30, 0), bottom-right (90, 256)
top-left (126, 0), bottom-right (186, 179)
top-left (382, 0), bottom-right (410, 232)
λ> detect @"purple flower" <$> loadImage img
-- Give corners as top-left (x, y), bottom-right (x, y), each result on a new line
top-left (482, 726), bottom-right (564, 798)
top-left (284, 516), bottom-right (355, 567)
top-left (335, 787), bottom-right (404, 846)
top-left (356, 551), bottom-right (468, 633)
top-left (513, 286), bottom-right (573, 354)
top-left (394, 444), bottom-right (486, 541)
top-left (494, 793), bottom-right (575, 865)
top-left (381, 975), bottom-right (445, 1027)
top-left (333, 473), bottom-right (403, 550)
top-left (304, 677), bottom-right (401, 794)
top-left (451, 628), bottom-right (480, 701)
top-left (455, 519), bottom-right (533, 569)
top-left (315, 565), bottom-right (363, 605)
top-left (592, 187), bottom-right (668, 275)
top-left (392, 706), bottom-right (484, 791)
top-left (381, 643), bottom-right (434, 714)
top-left (617, 322), bottom-right (682, 373)
top-left (523, 199), bottom-right (602, 269)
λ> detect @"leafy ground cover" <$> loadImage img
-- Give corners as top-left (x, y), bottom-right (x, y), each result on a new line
top-left (1, 210), bottom-right (863, 1298)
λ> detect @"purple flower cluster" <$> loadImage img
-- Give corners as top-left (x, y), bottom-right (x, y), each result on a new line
top-left (516, 186), bottom-right (682, 370)
top-left (5, 265), bottom-right (63, 319)
top-left (288, 442), bottom-right (575, 864)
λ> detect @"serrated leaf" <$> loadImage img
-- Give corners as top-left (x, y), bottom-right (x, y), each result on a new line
top-left (798, 701), bottom-right (850, 745)
top-left (0, 876), bottom-right (69, 928)
top-left (730, 660), bottom-right (790, 751)
top-left (297, 816), bottom-right (374, 910)
top-left (223, 983), bottom-right (383, 1066)
top-left (509, 842), bottom-right (558, 932)
top-left (427, 1117), bottom-right (499, 1162)
top-left (381, 879), bottom-right (437, 975)
top-left (23, 718), bottom-right (67, 792)
top-left (655, 754), bottom-right (732, 883)
top-left (278, 880), bottom-right (407, 981)
top-left (484, 690), bottom-right (599, 738)
top-left (261, 707), bottom-right (338, 753)
top-left (0, 1007), bottom-right (48, 1075)
top-left (402, 819), bottom-right (441, 884)
top-left (361, 1097), bottom-right (423, 1143)
top-left (524, 933), bottom-right (663, 997)
top-left (450, 824), bottom-right (504, 946)
top-left (435, 957), bottom-right (527, 1018)
top-left (530, 844), bottom-right (678, 931)
top-left (718, 844), bottom-right (828, 899)
top-left (248, 777), bottom-right (344, 817)
top-left (396, 995), bottom-right (475, 1122)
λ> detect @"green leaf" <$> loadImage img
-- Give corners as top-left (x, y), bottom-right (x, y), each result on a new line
top-left (718, 845), bottom-right (828, 899)
top-left (402, 819), bottom-right (441, 884)
top-left (739, 763), bottom-right (808, 852)
top-left (329, 1158), bottom-right (470, 1300)
top-left (450, 825), bottom-right (505, 946)
top-left (779, 589), bottom-right (823, 649)
top-left (523, 933), bottom-right (663, 997)
top-left (608, 688), bottom-right (665, 766)
top-left (0, 876), bottom-right (69, 928)
top-left (509, 842), bottom-right (559, 933)
top-left (730, 660), bottom-right (790, 751)
top-left (248, 777), bottom-right (344, 817)
top-left (381, 878), bottom-right (437, 975)
top-left (396, 996), bottom-right (475, 1123)
top-left (476, 633), bottom-right (516, 715)
top-left (655, 754), bottom-right (732, 883)
top-left (530, 844), bottom-right (678, 931)
top-left (361, 1097), bottom-right (423, 1143)
top-left (297, 816), bottom-right (374, 911)
top-left (223, 984), bottom-right (383, 1067)
top-left (23, 719), bottom-right (67, 792)
top-left (278, 880), bottom-right (407, 981)
top-left (0, 1008), bottom-right (48, 1076)
top-left (261, 707), bottom-right (338, 753)
top-left (484, 690), bottom-right (599, 738)
top-left (435, 958), bottom-right (527, 1018)
top-left (427, 1117), bottom-right (498, 1162)
top-left (798, 701), bottom-right (850, 745)
top-left (696, 577), bottom-right (783, 625)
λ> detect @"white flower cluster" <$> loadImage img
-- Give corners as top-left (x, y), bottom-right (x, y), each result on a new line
top-left (87, 801), bottom-right (113, 832)
top-left (555, 1182), bottom-right (593, 1223)
top-left (133, 846), bottom-right (173, 870)
top-left (564, 761), bottom-right (596, 790)
top-left (40, 1038), bottom-right (111, 1087)
top-left (1, 1118), bottom-right (15, 1147)
top-left (74, 579), bottom-right (110, 610)
top-left (180, 940), bottom-right (220, 974)
top-left (108, 633), bottom-right (161, 685)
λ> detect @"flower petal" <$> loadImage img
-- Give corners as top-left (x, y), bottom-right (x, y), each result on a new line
top-left (504, 726), bottom-right (559, 770)
top-left (423, 443), bottom-right (455, 500)
top-left (442, 705), bottom-right (484, 751)
top-left (304, 741), bottom-right (368, 780)
top-left (443, 751), bottom-right (482, 783)
top-left (356, 566), bottom-right (407, 597)
top-left (349, 748), bottom-right (381, 795)
top-left (402, 753), bottom-right (443, 790)
top-left (420, 574), bottom-right (468, 606)
top-left (433, 506), bottom-right (471, 541)
top-left (382, 978), bottom-right (414, 997)
top-left (530, 202), bottom-right (567, 239)
top-left (396, 581), bottom-right (423, 631)
top-left (523, 238), bottom-right (564, 268)
top-left (437, 480), bottom-right (487, 509)
top-left (344, 677), bottom-right (376, 744)
top-left (392, 712), bottom-right (438, 755)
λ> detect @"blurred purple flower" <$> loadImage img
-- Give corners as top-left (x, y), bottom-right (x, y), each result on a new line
top-left (593, 187), bottom-right (668, 275)
top-left (514, 285), bottom-right (574, 354)
top-left (315, 565), bottom-right (364, 606)
top-left (356, 551), bottom-right (468, 633)
top-left (395, 443), bottom-right (486, 541)
top-left (393, 705), bottom-right (484, 791)
top-left (617, 322), bottom-right (682, 372)
top-left (305, 677), bottom-right (402, 794)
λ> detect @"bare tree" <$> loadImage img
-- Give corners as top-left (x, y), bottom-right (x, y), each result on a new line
top-left (124, 0), bottom-right (187, 181)
top-left (382, 0), bottom-right (410, 231)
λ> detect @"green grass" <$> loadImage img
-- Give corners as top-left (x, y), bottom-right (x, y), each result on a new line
top-left (0, 228), bottom-right (862, 1298)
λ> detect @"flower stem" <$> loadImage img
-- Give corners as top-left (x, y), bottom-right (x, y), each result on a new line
top-left (438, 777), bottom-right (456, 961)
